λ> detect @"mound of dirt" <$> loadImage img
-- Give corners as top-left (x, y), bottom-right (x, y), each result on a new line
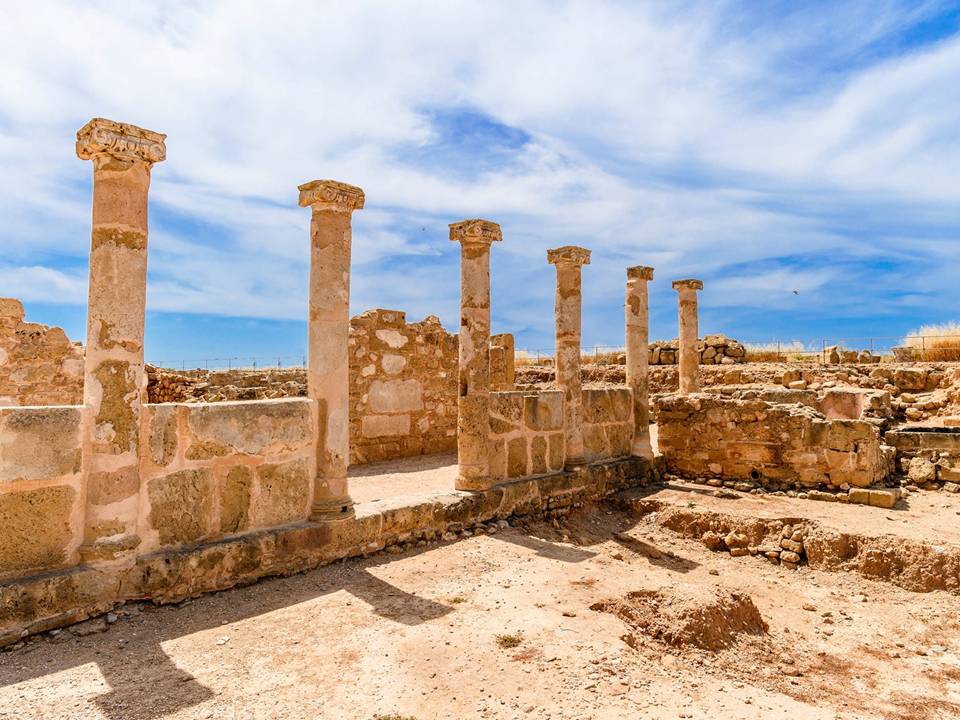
top-left (591, 587), bottom-right (768, 651)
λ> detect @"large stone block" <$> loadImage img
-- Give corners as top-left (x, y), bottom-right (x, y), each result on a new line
top-left (256, 459), bottom-right (310, 528)
top-left (185, 399), bottom-right (312, 456)
top-left (368, 379), bottom-right (423, 413)
top-left (361, 414), bottom-right (411, 438)
top-left (0, 485), bottom-right (76, 575)
top-left (148, 469), bottom-right (215, 546)
top-left (0, 407), bottom-right (82, 482)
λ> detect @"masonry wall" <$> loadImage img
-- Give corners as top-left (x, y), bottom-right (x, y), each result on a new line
top-left (139, 400), bottom-right (314, 554)
top-left (0, 298), bottom-right (84, 406)
top-left (349, 309), bottom-right (458, 464)
top-left (488, 390), bottom-right (565, 480)
top-left (582, 387), bottom-right (634, 463)
top-left (656, 393), bottom-right (893, 490)
top-left (0, 406), bottom-right (84, 578)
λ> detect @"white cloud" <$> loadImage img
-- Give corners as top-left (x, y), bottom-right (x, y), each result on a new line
top-left (0, 0), bottom-right (957, 351)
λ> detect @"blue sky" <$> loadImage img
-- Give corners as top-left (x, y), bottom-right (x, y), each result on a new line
top-left (1, 1), bottom-right (959, 365)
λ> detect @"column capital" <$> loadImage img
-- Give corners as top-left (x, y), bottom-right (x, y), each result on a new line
top-left (298, 180), bottom-right (365, 212)
top-left (449, 219), bottom-right (502, 246)
top-left (547, 246), bottom-right (591, 267)
top-left (76, 118), bottom-right (166, 165)
top-left (627, 265), bottom-right (654, 281)
top-left (672, 278), bottom-right (703, 291)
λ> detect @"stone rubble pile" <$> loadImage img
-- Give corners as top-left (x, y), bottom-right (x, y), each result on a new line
top-left (649, 334), bottom-right (745, 366)
top-left (701, 523), bottom-right (808, 570)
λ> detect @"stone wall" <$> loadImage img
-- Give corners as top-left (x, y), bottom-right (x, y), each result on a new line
top-left (0, 298), bottom-right (84, 406)
top-left (582, 388), bottom-right (633, 462)
top-left (649, 334), bottom-right (745, 366)
top-left (140, 400), bottom-right (314, 554)
top-left (349, 309), bottom-right (458, 464)
top-left (884, 428), bottom-right (960, 490)
top-left (490, 333), bottom-right (516, 390)
top-left (0, 406), bottom-right (84, 578)
top-left (656, 393), bottom-right (894, 491)
top-left (488, 391), bottom-right (565, 481)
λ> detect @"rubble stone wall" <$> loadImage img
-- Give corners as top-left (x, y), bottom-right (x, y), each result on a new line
top-left (0, 406), bottom-right (84, 578)
top-left (488, 391), bottom-right (565, 480)
top-left (139, 400), bottom-right (314, 554)
top-left (884, 429), bottom-right (960, 490)
top-left (349, 309), bottom-right (458, 464)
top-left (649, 334), bottom-right (745, 366)
top-left (656, 394), bottom-right (894, 491)
top-left (582, 388), bottom-right (634, 463)
top-left (0, 298), bottom-right (84, 406)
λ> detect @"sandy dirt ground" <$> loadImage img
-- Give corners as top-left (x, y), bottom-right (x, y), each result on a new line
top-left (3, 496), bottom-right (960, 720)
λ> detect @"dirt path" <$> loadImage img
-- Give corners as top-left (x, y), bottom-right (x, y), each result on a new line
top-left (2, 504), bottom-right (959, 720)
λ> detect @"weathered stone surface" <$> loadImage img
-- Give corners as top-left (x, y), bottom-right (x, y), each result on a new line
top-left (185, 400), bottom-right (312, 456)
top-left (0, 407), bottom-right (82, 482)
top-left (657, 393), bottom-right (891, 491)
top-left (220, 466), bottom-right (252, 534)
top-left (0, 485), bottom-right (75, 575)
top-left (148, 469), bottom-right (215, 546)
top-left (256, 459), bottom-right (310, 528)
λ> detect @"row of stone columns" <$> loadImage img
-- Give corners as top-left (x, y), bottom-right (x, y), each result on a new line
top-left (73, 117), bottom-right (704, 564)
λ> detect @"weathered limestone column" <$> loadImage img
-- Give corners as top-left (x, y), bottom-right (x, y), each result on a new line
top-left (298, 180), bottom-right (364, 521)
top-left (547, 246), bottom-right (591, 468)
top-left (449, 219), bottom-right (502, 491)
top-left (672, 279), bottom-right (703, 395)
top-left (626, 266), bottom-right (654, 458)
top-left (76, 118), bottom-right (166, 563)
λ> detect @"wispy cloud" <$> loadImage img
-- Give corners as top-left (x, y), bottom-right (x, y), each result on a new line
top-left (0, 0), bottom-right (958, 356)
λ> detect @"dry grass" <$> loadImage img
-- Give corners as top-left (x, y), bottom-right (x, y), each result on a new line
top-left (514, 350), bottom-right (552, 367)
top-left (903, 322), bottom-right (960, 361)
top-left (743, 341), bottom-right (815, 363)
top-left (495, 632), bottom-right (523, 649)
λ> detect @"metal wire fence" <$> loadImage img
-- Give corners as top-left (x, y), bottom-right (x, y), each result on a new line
top-left (146, 335), bottom-right (960, 371)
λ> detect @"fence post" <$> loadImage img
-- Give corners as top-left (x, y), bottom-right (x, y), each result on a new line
top-left (777, 341), bottom-right (781, 362)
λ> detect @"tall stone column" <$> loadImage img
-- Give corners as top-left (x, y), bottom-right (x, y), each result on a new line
top-left (626, 266), bottom-right (654, 458)
top-left (298, 180), bottom-right (364, 521)
top-left (672, 279), bottom-right (703, 394)
top-left (547, 246), bottom-right (591, 468)
top-left (449, 219), bottom-right (502, 491)
top-left (76, 118), bottom-right (166, 563)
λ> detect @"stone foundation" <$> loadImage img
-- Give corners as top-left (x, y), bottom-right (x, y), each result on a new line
top-left (0, 455), bottom-right (660, 646)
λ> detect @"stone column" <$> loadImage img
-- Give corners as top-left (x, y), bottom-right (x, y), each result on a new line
top-left (449, 219), bottom-right (502, 491)
top-left (76, 118), bottom-right (166, 563)
top-left (626, 266), bottom-right (654, 458)
top-left (547, 246), bottom-right (591, 468)
top-left (298, 180), bottom-right (364, 521)
top-left (672, 279), bottom-right (703, 394)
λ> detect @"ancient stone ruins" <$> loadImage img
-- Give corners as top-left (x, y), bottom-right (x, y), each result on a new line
top-left (5, 118), bottom-right (960, 718)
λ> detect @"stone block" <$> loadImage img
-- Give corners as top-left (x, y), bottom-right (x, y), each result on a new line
top-left (368, 379), bottom-right (423, 413)
top-left (361, 414), bottom-right (411, 438)
top-left (0, 485), bottom-right (75, 575)
top-left (868, 488), bottom-right (900, 509)
top-left (0, 407), bottom-right (82, 482)
top-left (186, 400), bottom-right (311, 456)
top-left (220, 466), bottom-right (252, 534)
top-left (148, 469), bottom-right (215, 546)
top-left (256, 459), bottom-right (310, 528)
top-left (507, 437), bottom-right (528, 478)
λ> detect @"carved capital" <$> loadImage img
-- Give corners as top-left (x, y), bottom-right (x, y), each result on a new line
top-left (547, 246), bottom-right (591, 267)
top-left (672, 278), bottom-right (703, 291)
top-left (449, 219), bottom-right (502, 246)
top-left (76, 118), bottom-right (166, 165)
top-left (298, 180), bottom-right (365, 212)
top-left (627, 265), bottom-right (654, 281)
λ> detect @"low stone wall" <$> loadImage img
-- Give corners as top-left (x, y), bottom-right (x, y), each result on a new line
top-left (0, 299), bottom-right (84, 406)
top-left (140, 400), bottom-right (314, 554)
top-left (650, 334), bottom-right (745, 366)
top-left (582, 387), bottom-right (633, 462)
top-left (0, 406), bottom-right (84, 579)
top-left (656, 393), bottom-right (894, 491)
top-left (488, 391), bottom-right (565, 480)
top-left (0, 455), bottom-right (661, 646)
top-left (349, 309), bottom-right (458, 464)
top-left (884, 428), bottom-right (960, 490)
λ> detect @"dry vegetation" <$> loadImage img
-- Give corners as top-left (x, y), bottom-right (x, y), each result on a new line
top-left (903, 322), bottom-right (960, 361)
top-left (743, 341), bottom-right (816, 363)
